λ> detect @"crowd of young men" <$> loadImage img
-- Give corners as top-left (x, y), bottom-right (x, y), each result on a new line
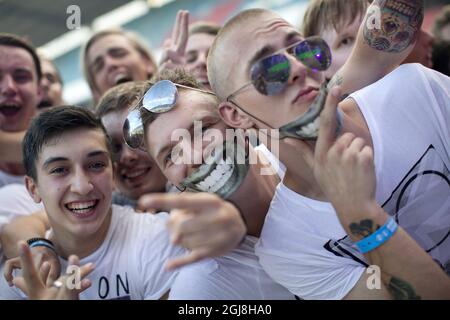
top-left (0, 0), bottom-right (449, 300)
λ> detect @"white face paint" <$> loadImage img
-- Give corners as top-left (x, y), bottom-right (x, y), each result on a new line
top-left (180, 141), bottom-right (249, 199)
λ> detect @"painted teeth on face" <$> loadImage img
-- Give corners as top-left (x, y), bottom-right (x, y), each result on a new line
top-left (298, 116), bottom-right (321, 137)
top-left (181, 142), bottom-right (250, 199)
top-left (195, 162), bottom-right (234, 192)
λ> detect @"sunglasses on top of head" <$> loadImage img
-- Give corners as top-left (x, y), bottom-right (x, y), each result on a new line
top-left (123, 80), bottom-right (215, 149)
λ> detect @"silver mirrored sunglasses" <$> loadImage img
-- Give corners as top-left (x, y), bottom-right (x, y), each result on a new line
top-left (123, 80), bottom-right (215, 149)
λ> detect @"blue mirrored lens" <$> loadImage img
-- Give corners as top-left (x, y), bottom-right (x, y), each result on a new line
top-left (294, 37), bottom-right (332, 71)
top-left (251, 54), bottom-right (290, 95)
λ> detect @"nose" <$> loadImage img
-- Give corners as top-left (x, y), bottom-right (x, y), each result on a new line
top-left (194, 52), bottom-right (207, 71)
top-left (119, 145), bottom-right (138, 166)
top-left (1, 75), bottom-right (18, 98)
top-left (41, 77), bottom-right (50, 93)
top-left (70, 168), bottom-right (94, 195)
top-left (287, 53), bottom-right (308, 86)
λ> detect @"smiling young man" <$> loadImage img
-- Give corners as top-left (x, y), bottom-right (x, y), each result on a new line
top-left (125, 70), bottom-right (293, 299)
top-left (82, 29), bottom-right (157, 102)
top-left (95, 82), bottom-right (169, 208)
top-left (0, 33), bottom-right (42, 187)
top-left (0, 106), bottom-right (185, 299)
top-left (207, 2), bottom-right (450, 299)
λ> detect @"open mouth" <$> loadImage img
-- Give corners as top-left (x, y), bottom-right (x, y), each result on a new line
top-left (0, 103), bottom-right (21, 117)
top-left (37, 99), bottom-right (53, 109)
top-left (122, 167), bottom-right (150, 184)
top-left (65, 200), bottom-right (99, 218)
top-left (180, 141), bottom-right (249, 199)
top-left (114, 74), bottom-right (132, 86)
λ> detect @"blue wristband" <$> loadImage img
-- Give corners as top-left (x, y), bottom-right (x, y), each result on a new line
top-left (355, 217), bottom-right (398, 254)
top-left (29, 240), bottom-right (56, 253)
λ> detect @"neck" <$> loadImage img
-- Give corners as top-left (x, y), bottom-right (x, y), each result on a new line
top-left (229, 147), bottom-right (280, 237)
top-left (50, 209), bottom-right (112, 259)
top-left (0, 162), bottom-right (25, 176)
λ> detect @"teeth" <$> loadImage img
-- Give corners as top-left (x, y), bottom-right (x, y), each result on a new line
top-left (67, 200), bottom-right (96, 210)
top-left (114, 74), bottom-right (130, 85)
top-left (195, 163), bottom-right (234, 192)
top-left (298, 116), bottom-right (321, 137)
top-left (126, 168), bottom-right (147, 179)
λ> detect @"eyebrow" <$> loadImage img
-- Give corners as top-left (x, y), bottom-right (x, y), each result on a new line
top-left (42, 150), bottom-right (109, 169)
top-left (247, 31), bottom-right (302, 71)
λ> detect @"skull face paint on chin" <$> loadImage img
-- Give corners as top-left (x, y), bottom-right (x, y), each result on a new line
top-left (278, 81), bottom-right (342, 140)
top-left (180, 141), bottom-right (250, 199)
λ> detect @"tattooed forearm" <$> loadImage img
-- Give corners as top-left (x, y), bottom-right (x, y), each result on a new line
top-left (327, 73), bottom-right (343, 90)
top-left (349, 219), bottom-right (381, 239)
top-left (388, 276), bottom-right (421, 300)
top-left (363, 0), bottom-right (424, 53)
top-left (327, 73), bottom-right (349, 101)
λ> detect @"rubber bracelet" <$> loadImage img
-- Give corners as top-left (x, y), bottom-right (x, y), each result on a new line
top-left (28, 240), bottom-right (56, 253)
top-left (355, 217), bottom-right (398, 254)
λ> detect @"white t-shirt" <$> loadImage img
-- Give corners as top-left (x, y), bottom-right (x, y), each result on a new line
top-left (255, 182), bottom-right (366, 300)
top-left (0, 184), bottom-right (43, 222)
top-left (169, 236), bottom-right (295, 300)
top-left (0, 205), bottom-right (185, 300)
top-left (169, 145), bottom-right (293, 300)
top-left (256, 64), bottom-right (450, 299)
top-left (0, 171), bottom-right (23, 188)
top-left (351, 63), bottom-right (450, 274)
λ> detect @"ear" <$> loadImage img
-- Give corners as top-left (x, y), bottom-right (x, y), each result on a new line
top-left (218, 101), bottom-right (254, 129)
top-left (25, 176), bottom-right (42, 204)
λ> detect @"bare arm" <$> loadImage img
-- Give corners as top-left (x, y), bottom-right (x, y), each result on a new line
top-left (315, 87), bottom-right (450, 299)
top-left (0, 210), bottom-right (49, 259)
top-left (329, 0), bottom-right (424, 94)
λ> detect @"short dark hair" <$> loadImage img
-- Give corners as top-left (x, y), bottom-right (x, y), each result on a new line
top-left (0, 33), bottom-right (42, 81)
top-left (23, 106), bottom-right (112, 181)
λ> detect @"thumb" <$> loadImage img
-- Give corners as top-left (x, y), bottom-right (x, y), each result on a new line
top-left (315, 86), bottom-right (342, 162)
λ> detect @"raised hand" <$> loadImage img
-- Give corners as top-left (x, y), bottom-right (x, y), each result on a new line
top-left (313, 86), bottom-right (377, 218)
top-left (4, 245), bottom-right (61, 288)
top-left (159, 10), bottom-right (190, 71)
top-left (12, 241), bottom-right (94, 300)
top-left (138, 192), bottom-right (246, 270)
